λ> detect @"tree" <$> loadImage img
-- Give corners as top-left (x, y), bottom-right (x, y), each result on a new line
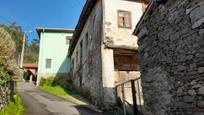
top-left (24, 38), bottom-right (39, 63)
top-left (0, 27), bottom-right (16, 58)
top-left (0, 23), bottom-right (24, 62)
top-left (0, 25), bottom-right (22, 110)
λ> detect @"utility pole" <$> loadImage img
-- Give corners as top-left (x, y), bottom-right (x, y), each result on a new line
top-left (20, 33), bottom-right (26, 68)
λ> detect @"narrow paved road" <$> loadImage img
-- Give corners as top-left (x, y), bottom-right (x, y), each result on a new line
top-left (18, 82), bottom-right (104, 115)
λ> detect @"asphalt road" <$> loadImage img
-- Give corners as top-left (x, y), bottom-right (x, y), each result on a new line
top-left (18, 82), bottom-right (104, 115)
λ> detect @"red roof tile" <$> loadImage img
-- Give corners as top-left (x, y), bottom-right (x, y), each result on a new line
top-left (23, 64), bottom-right (38, 69)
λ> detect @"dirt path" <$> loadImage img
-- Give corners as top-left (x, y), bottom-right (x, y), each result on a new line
top-left (18, 82), bottom-right (104, 115)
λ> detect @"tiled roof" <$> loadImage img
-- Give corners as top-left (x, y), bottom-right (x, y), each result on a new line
top-left (23, 64), bottom-right (38, 69)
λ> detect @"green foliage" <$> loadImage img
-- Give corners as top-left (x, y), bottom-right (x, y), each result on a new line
top-left (0, 27), bottom-right (16, 58)
top-left (40, 76), bottom-right (79, 94)
top-left (0, 24), bottom-right (22, 80)
top-left (0, 94), bottom-right (24, 115)
top-left (23, 71), bottom-right (31, 81)
top-left (39, 76), bottom-right (54, 86)
top-left (0, 24), bottom-right (24, 57)
top-left (39, 76), bottom-right (84, 104)
top-left (0, 59), bottom-right (10, 84)
top-left (0, 24), bottom-right (23, 112)
top-left (52, 76), bottom-right (79, 94)
top-left (24, 38), bottom-right (39, 63)
top-left (39, 85), bottom-right (67, 96)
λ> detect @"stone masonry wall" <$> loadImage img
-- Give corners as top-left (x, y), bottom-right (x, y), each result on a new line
top-left (136, 0), bottom-right (204, 115)
top-left (71, 1), bottom-right (104, 107)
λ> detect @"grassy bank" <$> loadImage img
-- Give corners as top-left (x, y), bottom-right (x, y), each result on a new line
top-left (38, 77), bottom-right (117, 114)
top-left (38, 77), bottom-right (86, 105)
top-left (0, 94), bottom-right (24, 115)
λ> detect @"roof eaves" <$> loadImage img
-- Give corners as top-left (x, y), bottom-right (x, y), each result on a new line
top-left (68, 0), bottom-right (98, 56)
top-left (36, 27), bottom-right (74, 38)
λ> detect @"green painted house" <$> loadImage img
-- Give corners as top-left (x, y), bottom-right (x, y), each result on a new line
top-left (36, 27), bottom-right (74, 85)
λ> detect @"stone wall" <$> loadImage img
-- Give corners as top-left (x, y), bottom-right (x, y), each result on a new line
top-left (71, 1), bottom-right (104, 107)
top-left (136, 0), bottom-right (204, 114)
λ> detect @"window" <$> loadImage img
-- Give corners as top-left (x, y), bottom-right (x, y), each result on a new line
top-left (76, 51), bottom-right (78, 64)
top-left (80, 40), bottom-right (83, 64)
top-left (45, 59), bottom-right (52, 68)
top-left (114, 49), bottom-right (139, 71)
top-left (85, 33), bottom-right (88, 50)
top-left (66, 36), bottom-right (72, 44)
top-left (118, 10), bottom-right (132, 28)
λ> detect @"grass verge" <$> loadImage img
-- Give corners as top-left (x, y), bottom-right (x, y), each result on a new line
top-left (0, 94), bottom-right (24, 115)
top-left (39, 85), bottom-right (86, 105)
top-left (38, 76), bottom-right (104, 113)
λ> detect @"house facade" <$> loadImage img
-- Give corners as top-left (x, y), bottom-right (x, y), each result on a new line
top-left (134, 0), bottom-right (204, 114)
top-left (37, 28), bottom-right (74, 85)
top-left (68, 0), bottom-right (147, 108)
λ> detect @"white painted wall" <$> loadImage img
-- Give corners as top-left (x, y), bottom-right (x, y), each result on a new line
top-left (101, 0), bottom-right (143, 106)
top-left (104, 0), bottom-right (143, 47)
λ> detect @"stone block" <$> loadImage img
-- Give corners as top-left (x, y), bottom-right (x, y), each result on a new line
top-left (184, 96), bottom-right (194, 102)
top-left (198, 67), bottom-right (204, 73)
top-left (188, 4), bottom-right (204, 29)
top-left (137, 27), bottom-right (148, 39)
top-left (192, 17), bottom-right (204, 29)
top-left (189, 3), bottom-right (204, 23)
top-left (188, 90), bottom-right (196, 96)
top-left (190, 63), bottom-right (197, 69)
top-left (192, 84), bottom-right (202, 89)
top-left (199, 29), bottom-right (204, 35)
top-left (198, 87), bottom-right (204, 95)
top-left (177, 65), bottom-right (186, 71)
top-left (198, 101), bottom-right (204, 108)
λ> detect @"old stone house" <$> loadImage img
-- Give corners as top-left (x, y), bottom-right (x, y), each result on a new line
top-left (68, 0), bottom-right (148, 108)
top-left (134, 0), bottom-right (204, 115)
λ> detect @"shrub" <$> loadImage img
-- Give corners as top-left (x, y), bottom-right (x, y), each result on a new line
top-left (39, 77), bottom-right (45, 86)
top-left (0, 59), bottom-right (12, 110)
top-left (23, 71), bottom-right (31, 81)
top-left (0, 94), bottom-right (24, 115)
top-left (0, 27), bottom-right (16, 58)
top-left (39, 76), bottom-right (54, 86)
top-left (39, 76), bottom-right (79, 95)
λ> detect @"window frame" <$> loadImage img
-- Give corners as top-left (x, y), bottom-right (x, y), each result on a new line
top-left (45, 58), bottom-right (52, 69)
top-left (66, 36), bottom-right (72, 45)
top-left (117, 10), bottom-right (132, 29)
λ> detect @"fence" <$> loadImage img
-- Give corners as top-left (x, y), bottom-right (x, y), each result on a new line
top-left (115, 77), bottom-right (143, 115)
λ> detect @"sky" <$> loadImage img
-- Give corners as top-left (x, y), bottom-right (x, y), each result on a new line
top-left (0, 0), bottom-right (86, 43)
